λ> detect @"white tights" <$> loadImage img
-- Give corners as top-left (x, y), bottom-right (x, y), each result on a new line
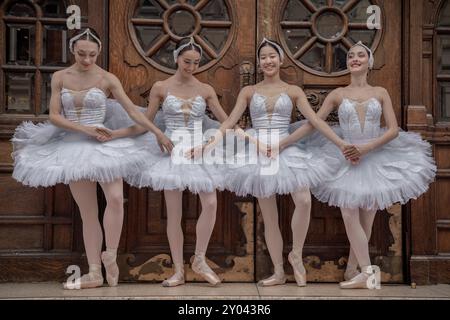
top-left (257, 187), bottom-right (311, 277)
top-left (164, 190), bottom-right (217, 268)
top-left (66, 179), bottom-right (124, 287)
top-left (340, 207), bottom-right (377, 272)
top-left (69, 179), bottom-right (124, 265)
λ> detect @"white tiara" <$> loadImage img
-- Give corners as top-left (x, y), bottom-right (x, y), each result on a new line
top-left (69, 28), bottom-right (102, 53)
top-left (348, 41), bottom-right (374, 69)
top-left (173, 37), bottom-right (203, 62)
top-left (257, 37), bottom-right (284, 62)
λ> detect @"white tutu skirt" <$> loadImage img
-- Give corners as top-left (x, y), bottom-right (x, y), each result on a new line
top-left (125, 117), bottom-right (226, 194)
top-left (125, 136), bottom-right (225, 193)
top-left (224, 124), bottom-right (341, 198)
top-left (309, 127), bottom-right (436, 210)
top-left (11, 100), bottom-right (157, 187)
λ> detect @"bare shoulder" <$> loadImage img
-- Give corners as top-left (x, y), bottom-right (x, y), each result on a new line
top-left (240, 85), bottom-right (256, 97)
top-left (103, 71), bottom-right (121, 85)
top-left (151, 80), bottom-right (167, 92)
top-left (200, 82), bottom-right (216, 97)
top-left (372, 86), bottom-right (390, 104)
top-left (51, 69), bottom-right (66, 87)
top-left (329, 87), bottom-right (345, 101)
top-left (374, 86), bottom-right (389, 96)
top-left (287, 84), bottom-right (305, 96)
top-left (145, 81), bottom-right (166, 101)
top-left (101, 72), bottom-right (123, 92)
top-left (52, 69), bottom-right (65, 81)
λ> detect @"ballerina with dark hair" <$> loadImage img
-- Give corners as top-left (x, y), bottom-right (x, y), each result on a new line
top-left (102, 37), bottom-right (233, 287)
top-left (306, 41), bottom-right (436, 289)
top-left (203, 38), bottom-right (353, 287)
top-left (11, 27), bottom-right (173, 289)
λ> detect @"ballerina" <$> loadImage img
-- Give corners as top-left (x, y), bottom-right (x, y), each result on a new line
top-left (104, 37), bottom-right (232, 287)
top-left (203, 38), bottom-right (352, 286)
top-left (307, 41), bottom-right (436, 288)
top-left (11, 27), bottom-right (173, 289)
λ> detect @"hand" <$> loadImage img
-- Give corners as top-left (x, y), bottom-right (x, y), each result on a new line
top-left (95, 128), bottom-right (115, 142)
top-left (156, 133), bottom-right (174, 153)
top-left (257, 141), bottom-right (272, 158)
top-left (184, 145), bottom-right (204, 160)
top-left (349, 157), bottom-right (360, 165)
top-left (354, 144), bottom-right (372, 157)
top-left (83, 126), bottom-right (112, 140)
top-left (342, 144), bottom-right (360, 160)
top-left (343, 144), bottom-right (372, 159)
top-left (340, 144), bottom-right (360, 164)
top-left (268, 142), bottom-right (282, 159)
top-left (185, 135), bottom-right (219, 159)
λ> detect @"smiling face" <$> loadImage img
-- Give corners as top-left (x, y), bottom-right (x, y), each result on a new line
top-left (258, 45), bottom-right (282, 77)
top-left (73, 40), bottom-right (100, 71)
top-left (347, 45), bottom-right (370, 74)
top-left (176, 48), bottom-right (201, 75)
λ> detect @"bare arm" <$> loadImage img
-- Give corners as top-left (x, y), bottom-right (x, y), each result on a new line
top-left (279, 89), bottom-right (340, 150)
top-left (107, 76), bottom-right (173, 152)
top-left (290, 86), bottom-right (346, 149)
top-left (107, 74), bottom-right (165, 137)
top-left (210, 86), bottom-right (272, 156)
top-left (205, 86), bottom-right (253, 145)
top-left (204, 85), bottom-right (229, 123)
top-left (186, 85), bottom-right (249, 159)
top-left (220, 86), bottom-right (254, 131)
top-left (48, 71), bottom-right (101, 136)
top-left (110, 81), bottom-right (164, 139)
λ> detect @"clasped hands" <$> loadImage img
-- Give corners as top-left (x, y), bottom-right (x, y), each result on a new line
top-left (255, 142), bottom-right (368, 165)
top-left (91, 127), bottom-right (174, 153)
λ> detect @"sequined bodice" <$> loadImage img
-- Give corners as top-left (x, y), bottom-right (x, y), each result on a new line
top-left (338, 98), bottom-right (382, 144)
top-left (161, 94), bottom-right (206, 136)
top-left (249, 92), bottom-right (293, 136)
top-left (61, 87), bottom-right (107, 125)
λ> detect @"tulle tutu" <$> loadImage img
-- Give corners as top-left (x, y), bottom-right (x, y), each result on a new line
top-left (11, 99), bottom-right (157, 187)
top-left (125, 95), bottom-right (227, 193)
top-left (224, 123), bottom-right (341, 198)
top-left (309, 126), bottom-right (436, 210)
top-left (126, 135), bottom-right (226, 193)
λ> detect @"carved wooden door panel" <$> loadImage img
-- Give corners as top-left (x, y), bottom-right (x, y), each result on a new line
top-left (109, 0), bottom-right (257, 282)
top-left (255, 0), bottom-right (404, 283)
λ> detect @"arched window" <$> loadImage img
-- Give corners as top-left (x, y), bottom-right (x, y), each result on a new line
top-left (436, 0), bottom-right (450, 121)
top-left (130, 0), bottom-right (234, 73)
top-left (278, 0), bottom-right (382, 76)
top-left (0, 0), bottom-right (70, 115)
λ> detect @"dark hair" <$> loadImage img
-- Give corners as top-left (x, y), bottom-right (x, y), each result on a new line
top-left (69, 28), bottom-right (101, 52)
top-left (348, 44), bottom-right (370, 57)
top-left (257, 39), bottom-right (282, 59)
top-left (175, 37), bottom-right (202, 57)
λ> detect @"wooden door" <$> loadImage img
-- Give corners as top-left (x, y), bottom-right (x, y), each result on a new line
top-left (0, 0), bottom-right (108, 281)
top-left (406, 0), bottom-right (450, 284)
top-left (109, 0), bottom-right (258, 282)
top-left (0, 0), bottom-right (408, 284)
top-left (255, 0), bottom-right (404, 283)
